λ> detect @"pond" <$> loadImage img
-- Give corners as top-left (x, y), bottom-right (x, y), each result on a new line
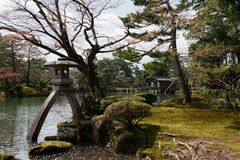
top-left (0, 93), bottom-right (175, 160)
top-left (0, 96), bottom-right (72, 160)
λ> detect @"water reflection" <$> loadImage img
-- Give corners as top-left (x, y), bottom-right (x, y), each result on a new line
top-left (0, 96), bottom-right (72, 160)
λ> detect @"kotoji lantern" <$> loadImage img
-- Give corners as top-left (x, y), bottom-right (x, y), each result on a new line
top-left (27, 58), bottom-right (82, 142)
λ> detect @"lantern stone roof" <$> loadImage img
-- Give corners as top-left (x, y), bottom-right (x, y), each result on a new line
top-left (43, 59), bottom-right (78, 68)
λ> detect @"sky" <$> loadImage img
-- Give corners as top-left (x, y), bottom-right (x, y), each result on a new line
top-left (0, 0), bottom-right (189, 65)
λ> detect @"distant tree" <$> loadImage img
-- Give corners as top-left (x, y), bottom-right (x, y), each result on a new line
top-left (0, 40), bottom-right (11, 68)
top-left (132, 65), bottom-right (146, 89)
top-left (144, 51), bottom-right (174, 78)
top-left (0, 35), bottom-right (24, 73)
top-left (97, 58), bottom-right (134, 90)
top-left (0, 67), bottom-right (21, 94)
top-left (21, 43), bottom-right (44, 86)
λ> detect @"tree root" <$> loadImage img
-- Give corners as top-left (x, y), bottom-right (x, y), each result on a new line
top-left (163, 138), bottom-right (213, 160)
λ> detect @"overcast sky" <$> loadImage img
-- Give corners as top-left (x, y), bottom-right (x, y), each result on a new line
top-left (0, 0), bottom-right (189, 64)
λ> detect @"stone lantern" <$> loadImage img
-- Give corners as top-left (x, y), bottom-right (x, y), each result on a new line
top-left (27, 58), bottom-right (82, 142)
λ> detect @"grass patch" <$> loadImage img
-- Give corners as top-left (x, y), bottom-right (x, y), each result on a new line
top-left (142, 105), bottom-right (240, 158)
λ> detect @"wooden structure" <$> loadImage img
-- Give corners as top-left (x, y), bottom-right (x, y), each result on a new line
top-left (149, 77), bottom-right (178, 94)
top-left (27, 59), bottom-right (82, 142)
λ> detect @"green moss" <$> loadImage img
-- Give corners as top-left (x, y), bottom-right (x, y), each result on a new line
top-left (0, 154), bottom-right (15, 160)
top-left (160, 96), bottom-right (213, 108)
top-left (138, 149), bottom-right (153, 158)
top-left (40, 141), bottom-right (73, 149)
top-left (29, 141), bottom-right (73, 156)
top-left (141, 106), bottom-right (240, 158)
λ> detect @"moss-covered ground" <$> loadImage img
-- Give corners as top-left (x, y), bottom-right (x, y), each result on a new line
top-left (141, 98), bottom-right (240, 159)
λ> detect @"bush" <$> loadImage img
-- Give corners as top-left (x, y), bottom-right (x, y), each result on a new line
top-left (111, 124), bottom-right (160, 155)
top-left (103, 100), bottom-right (151, 128)
top-left (100, 95), bottom-right (145, 107)
top-left (133, 93), bottom-right (157, 104)
top-left (81, 93), bottom-right (102, 118)
top-left (22, 85), bottom-right (38, 96)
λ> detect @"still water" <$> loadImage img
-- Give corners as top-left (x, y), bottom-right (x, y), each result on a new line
top-left (0, 93), bottom-right (174, 160)
top-left (0, 96), bottom-right (72, 160)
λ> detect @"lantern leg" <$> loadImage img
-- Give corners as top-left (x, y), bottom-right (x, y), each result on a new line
top-left (64, 92), bottom-right (82, 122)
top-left (27, 90), bottom-right (60, 142)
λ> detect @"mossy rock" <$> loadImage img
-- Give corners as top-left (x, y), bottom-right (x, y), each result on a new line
top-left (57, 121), bottom-right (79, 142)
top-left (0, 154), bottom-right (15, 160)
top-left (133, 93), bottom-right (157, 104)
top-left (111, 124), bottom-right (160, 155)
top-left (28, 141), bottom-right (73, 156)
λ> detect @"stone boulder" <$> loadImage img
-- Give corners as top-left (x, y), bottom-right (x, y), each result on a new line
top-left (57, 122), bottom-right (79, 142)
top-left (28, 141), bottom-right (73, 156)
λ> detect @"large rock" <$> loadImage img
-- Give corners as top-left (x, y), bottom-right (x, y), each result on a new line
top-left (0, 154), bottom-right (15, 160)
top-left (57, 121), bottom-right (79, 142)
top-left (28, 141), bottom-right (73, 156)
top-left (57, 121), bottom-right (94, 144)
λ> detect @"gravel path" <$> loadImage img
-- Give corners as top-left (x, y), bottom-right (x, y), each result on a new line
top-left (31, 145), bottom-right (137, 160)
